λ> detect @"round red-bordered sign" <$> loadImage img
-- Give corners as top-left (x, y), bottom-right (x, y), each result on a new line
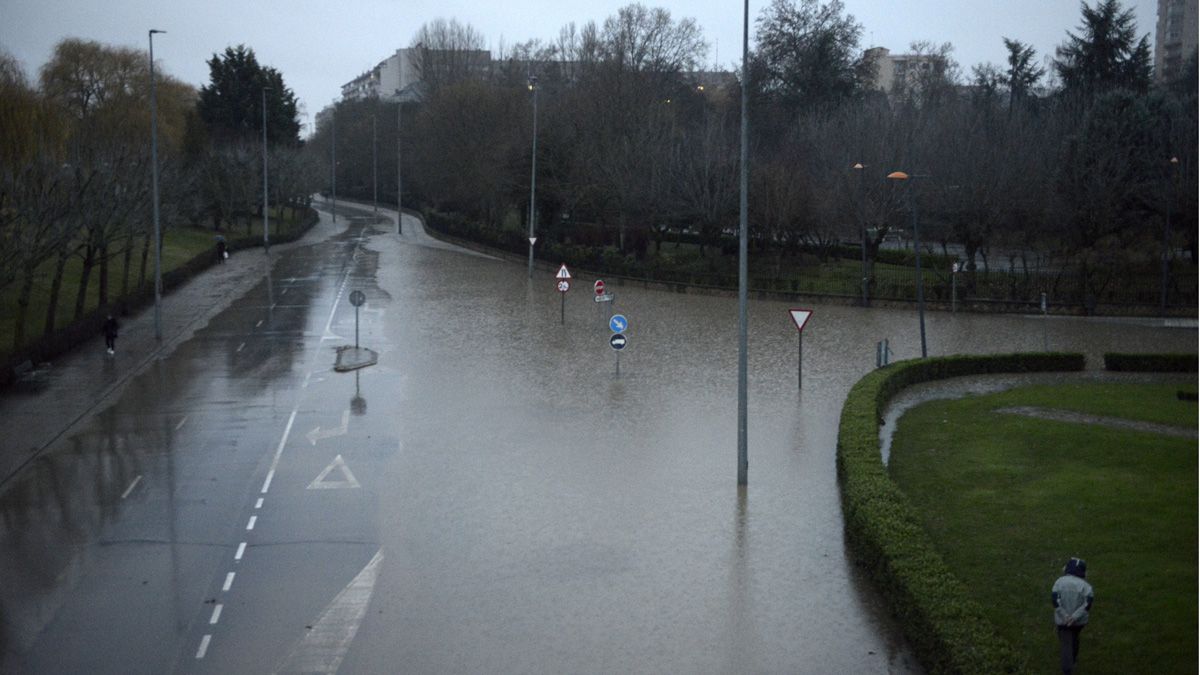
top-left (594, 280), bottom-right (605, 295)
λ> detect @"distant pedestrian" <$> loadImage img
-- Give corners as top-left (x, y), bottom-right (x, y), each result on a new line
top-left (216, 237), bottom-right (228, 263)
top-left (102, 315), bottom-right (119, 355)
top-left (1052, 557), bottom-right (1094, 674)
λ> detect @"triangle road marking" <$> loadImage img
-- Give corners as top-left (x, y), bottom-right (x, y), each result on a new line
top-left (307, 454), bottom-right (361, 490)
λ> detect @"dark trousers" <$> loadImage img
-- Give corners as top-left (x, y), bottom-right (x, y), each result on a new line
top-left (105, 334), bottom-right (116, 350)
top-left (1057, 625), bottom-right (1084, 674)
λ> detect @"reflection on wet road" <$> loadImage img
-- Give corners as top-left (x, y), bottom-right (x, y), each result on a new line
top-left (1, 203), bottom-right (1194, 674)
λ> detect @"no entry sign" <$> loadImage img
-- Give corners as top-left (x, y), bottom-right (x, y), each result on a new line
top-left (594, 279), bottom-right (605, 295)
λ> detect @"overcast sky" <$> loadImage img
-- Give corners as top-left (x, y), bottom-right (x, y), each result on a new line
top-left (2, 0), bottom-right (1161, 133)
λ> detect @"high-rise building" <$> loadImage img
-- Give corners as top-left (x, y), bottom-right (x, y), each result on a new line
top-left (1155, 0), bottom-right (1198, 83)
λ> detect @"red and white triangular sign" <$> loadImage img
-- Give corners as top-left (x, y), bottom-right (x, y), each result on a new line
top-left (789, 308), bottom-right (812, 333)
top-left (556, 264), bottom-right (571, 280)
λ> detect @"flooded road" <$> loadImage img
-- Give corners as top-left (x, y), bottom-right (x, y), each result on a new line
top-left (1, 203), bottom-right (1194, 673)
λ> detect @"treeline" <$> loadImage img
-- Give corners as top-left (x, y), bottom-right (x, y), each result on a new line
top-left (314, 0), bottom-right (1196, 305)
top-left (0, 42), bottom-right (324, 352)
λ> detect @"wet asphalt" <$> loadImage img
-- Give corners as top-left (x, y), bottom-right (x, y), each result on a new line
top-left (1, 200), bottom-right (1195, 674)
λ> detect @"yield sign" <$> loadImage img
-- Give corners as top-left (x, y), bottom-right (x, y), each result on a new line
top-left (789, 308), bottom-right (813, 333)
top-left (307, 454), bottom-right (361, 489)
top-left (529, 237), bottom-right (537, 246)
top-left (556, 263), bottom-right (571, 280)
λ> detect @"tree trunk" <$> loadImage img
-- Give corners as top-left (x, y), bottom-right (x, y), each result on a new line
top-left (98, 243), bottom-right (109, 309)
top-left (43, 251), bottom-right (70, 336)
top-left (13, 267), bottom-right (36, 351)
top-left (120, 230), bottom-right (134, 302)
top-left (138, 229), bottom-right (152, 293)
top-left (74, 245), bottom-right (96, 321)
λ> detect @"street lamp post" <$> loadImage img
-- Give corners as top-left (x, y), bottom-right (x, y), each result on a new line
top-left (737, 0), bottom-right (750, 486)
top-left (262, 86), bottom-right (270, 252)
top-left (1161, 156), bottom-right (1180, 317)
top-left (888, 171), bottom-right (928, 358)
top-left (527, 75), bottom-right (539, 279)
top-left (372, 110), bottom-right (378, 214)
top-left (148, 29), bottom-right (165, 340)
top-left (331, 102), bottom-right (337, 223)
top-left (403, 88), bottom-right (408, 234)
top-left (854, 163), bottom-right (868, 307)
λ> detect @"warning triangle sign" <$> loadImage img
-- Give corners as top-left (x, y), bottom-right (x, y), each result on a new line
top-left (556, 264), bottom-right (571, 280)
top-left (307, 454), bottom-right (361, 490)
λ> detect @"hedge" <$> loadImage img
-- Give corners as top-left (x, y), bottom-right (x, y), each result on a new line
top-left (1103, 352), bottom-right (1198, 372)
top-left (837, 352), bottom-right (1086, 674)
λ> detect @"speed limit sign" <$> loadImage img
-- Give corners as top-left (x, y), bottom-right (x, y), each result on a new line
top-left (558, 280), bottom-right (570, 293)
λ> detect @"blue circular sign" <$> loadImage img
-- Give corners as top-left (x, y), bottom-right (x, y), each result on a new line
top-left (609, 314), bottom-right (628, 333)
top-left (610, 333), bottom-right (627, 350)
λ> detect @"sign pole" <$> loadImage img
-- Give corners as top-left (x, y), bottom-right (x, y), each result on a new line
top-left (798, 333), bottom-right (802, 390)
top-left (355, 306), bottom-right (360, 348)
top-left (561, 292), bottom-right (565, 325)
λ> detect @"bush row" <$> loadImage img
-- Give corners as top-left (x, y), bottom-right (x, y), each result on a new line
top-left (1103, 352), bottom-right (1198, 372)
top-left (837, 352), bottom-right (1086, 674)
top-left (1, 209), bottom-right (319, 388)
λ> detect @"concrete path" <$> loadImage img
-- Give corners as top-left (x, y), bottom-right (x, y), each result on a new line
top-left (0, 207), bottom-right (342, 486)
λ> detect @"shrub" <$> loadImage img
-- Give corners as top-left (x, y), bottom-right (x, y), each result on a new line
top-left (1103, 352), bottom-right (1198, 372)
top-left (837, 352), bottom-right (1085, 674)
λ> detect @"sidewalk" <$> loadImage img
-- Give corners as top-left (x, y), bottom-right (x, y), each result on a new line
top-left (0, 208), bottom-right (343, 487)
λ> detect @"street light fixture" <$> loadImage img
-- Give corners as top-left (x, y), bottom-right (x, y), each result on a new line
top-left (887, 170), bottom-right (928, 358)
top-left (527, 75), bottom-right (539, 279)
top-left (148, 29), bottom-right (165, 340)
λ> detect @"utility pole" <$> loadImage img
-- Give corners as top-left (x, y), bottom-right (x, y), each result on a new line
top-left (262, 86), bottom-right (270, 252)
top-left (527, 75), bottom-right (539, 279)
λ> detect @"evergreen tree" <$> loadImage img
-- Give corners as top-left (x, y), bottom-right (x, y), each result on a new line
top-left (1054, 0), bottom-right (1152, 97)
top-left (197, 45), bottom-right (300, 146)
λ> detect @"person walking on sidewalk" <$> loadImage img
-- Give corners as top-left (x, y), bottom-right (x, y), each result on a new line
top-left (1052, 557), bottom-right (1094, 674)
top-left (102, 314), bottom-right (119, 355)
top-left (216, 236), bottom-right (228, 263)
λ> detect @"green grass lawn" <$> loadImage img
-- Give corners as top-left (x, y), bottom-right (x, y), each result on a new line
top-left (1, 211), bottom-right (305, 362)
top-left (888, 382), bottom-right (1198, 674)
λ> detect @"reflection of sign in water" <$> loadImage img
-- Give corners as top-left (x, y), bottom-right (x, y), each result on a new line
top-left (557, 280), bottom-right (570, 293)
top-left (610, 333), bottom-right (627, 350)
top-left (349, 290), bottom-right (366, 307)
top-left (609, 314), bottom-right (628, 333)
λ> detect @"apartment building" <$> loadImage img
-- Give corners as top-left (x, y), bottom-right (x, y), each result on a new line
top-left (1155, 0), bottom-right (1198, 83)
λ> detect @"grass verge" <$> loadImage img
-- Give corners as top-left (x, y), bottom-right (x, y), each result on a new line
top-left (888, 381), bottom-right (1198, 674)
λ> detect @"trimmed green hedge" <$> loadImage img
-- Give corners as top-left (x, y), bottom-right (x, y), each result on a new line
top-left (837, 352), bottom-right (1086, 674)
top-left (1103, 352), bottom-right (1198, 372)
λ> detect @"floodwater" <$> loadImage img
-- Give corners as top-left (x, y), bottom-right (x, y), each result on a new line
top-left (1, 203), bottom-right (1194, 674)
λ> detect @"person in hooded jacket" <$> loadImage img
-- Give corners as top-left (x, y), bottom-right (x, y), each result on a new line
top-left (1052, 557), bottom-right (1094, 674)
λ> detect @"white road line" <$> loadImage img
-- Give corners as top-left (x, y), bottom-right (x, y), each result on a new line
top-left (282, 287), bottom-right (289, 295)
top-left (235, 542), bottom-right (247, 561)
top-left (175, 415), bottom-right (189, 431)
top-left (247, 516), bottom-right (257, 530)
top-left (274, 550), bottom-right (384, 674)
top-left (256, 319), bottom-right (263, 328)
top-left (195, 635), bottom-right (211, 659)
top-left (223, 572), bottom-right (235, 592)
top-left (120, 475), bottom-right (142, 500)
top-left (255, 498), bottom-right (264, 509)
top-left (261, 409), bottom-right (298, 494)
top-left (237, 342), bottom-right (246, 353)
top-left (210, 604), bottom-right (223, 624)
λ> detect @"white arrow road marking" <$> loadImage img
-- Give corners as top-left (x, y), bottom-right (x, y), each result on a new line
top-left (273, 550), bottom-right (383, 675)
top-left (307, 455), bottom-right (361, 490)
top-left (306, 410), bottom-right (350, 445)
